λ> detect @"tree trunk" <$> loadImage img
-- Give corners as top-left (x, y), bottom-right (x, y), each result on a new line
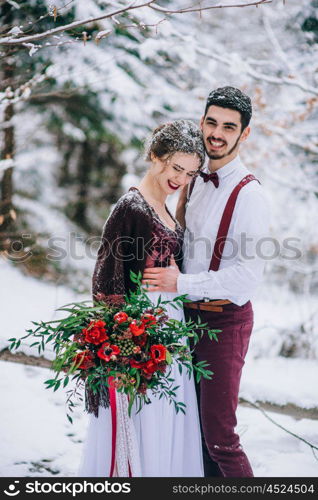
top-left (73, 140), bottom-right (90, 228)
top-left (58, 143), bottom-right (73, 187)
top-left (0, 3), bottom-right (15, 249)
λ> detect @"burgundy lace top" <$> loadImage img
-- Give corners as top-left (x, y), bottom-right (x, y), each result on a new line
top-left (92, 187), bottom-right (183, 302)
top-left (87, 188), bottom-right (184, 415)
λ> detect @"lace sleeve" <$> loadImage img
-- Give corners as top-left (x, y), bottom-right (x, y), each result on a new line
top-left (92, 200), bottom-right (129, 300)
top-left (92, 192), bottom-right (153, 302)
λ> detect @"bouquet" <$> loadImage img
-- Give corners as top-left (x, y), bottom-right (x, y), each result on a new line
top-left (9, 272), bottom-right (219, 422)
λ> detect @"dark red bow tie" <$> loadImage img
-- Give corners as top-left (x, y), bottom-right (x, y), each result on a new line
top-left (200, 171), bottom-right (219, 188)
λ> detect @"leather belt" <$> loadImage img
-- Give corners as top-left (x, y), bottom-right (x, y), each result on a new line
top-left (184, 299), bottom-right (232, 313)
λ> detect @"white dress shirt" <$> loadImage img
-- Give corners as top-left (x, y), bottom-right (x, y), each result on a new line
top-left (177, 155), bottom-right (270, 306)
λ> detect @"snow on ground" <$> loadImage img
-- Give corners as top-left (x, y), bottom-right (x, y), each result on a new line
top-left (252, 282), bottom-right (318, 358)
top-left (0, 259), bottom-right (88, 357)
top-left (238, 405), bottom-right (318, 478)
top-left (0, 361), bottom-right (87, 477)
top-left (241, 357), bottom-right (318, 410)
top-left (1, 361), bottom-right (317, 477)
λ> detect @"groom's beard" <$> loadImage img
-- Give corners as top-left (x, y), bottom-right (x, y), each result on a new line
top-left (205, 134), bottom-right (241, 160)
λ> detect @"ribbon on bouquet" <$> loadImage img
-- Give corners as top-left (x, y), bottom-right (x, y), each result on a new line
top-left (108, 378), bottom-right (141, 477)
top-left (109, 379), bottom-right (118, 477)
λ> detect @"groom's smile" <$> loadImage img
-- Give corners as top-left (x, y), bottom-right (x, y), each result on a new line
top-left (207, 137), bottom-right (227, 151)
top-left (200, 105), bottom-right (250, 167)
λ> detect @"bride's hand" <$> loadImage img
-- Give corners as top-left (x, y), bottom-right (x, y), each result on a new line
top-left (142, 255), bottom-right (180, 292)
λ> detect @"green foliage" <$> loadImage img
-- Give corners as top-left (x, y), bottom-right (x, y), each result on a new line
top-left (9, 271), bottom-right (219, 422)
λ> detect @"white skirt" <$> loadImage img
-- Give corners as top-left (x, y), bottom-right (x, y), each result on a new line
top-left (78, 291), bottom-right (203, 477)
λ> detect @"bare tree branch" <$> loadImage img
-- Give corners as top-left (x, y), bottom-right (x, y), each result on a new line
top-left (0, 1), bottom-right (156, 46)
top-left (150, 0), bottom-right (272, 14)
top-left (241, 398), bottom-right (318, 461)
top-left (0, 0), bottom-right (272, 46)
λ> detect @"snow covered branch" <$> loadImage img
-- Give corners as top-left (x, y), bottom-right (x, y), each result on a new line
top-left (0, 1), bottom-right (156, 46)
top-left (150, 0), bottom-right (272, 14)
top-left (254, 121), bottom-right (318, 155)
top-left (193, 42), bottom-right (318, 96)
top-left (0, 158), bottom-right (14, 173)
top-left (0, 73), bottom-right (47, 107)
top-left (0, 0), bottom-right (272, 47)
top-left (242, 399), bottom-right (318, 460)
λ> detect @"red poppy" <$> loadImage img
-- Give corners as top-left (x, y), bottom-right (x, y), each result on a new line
top-left (83, 320), bottom-right (108, 345)
top-left (73, 350), bottom-right (95, 370)
top-left (97, 342), bottom-right (121, 362)
top-left (130, 359), bottom-right (145, 370)
top-left (150, 344), bottom-right (167, 363)
top-left (114, 311), bottom-right (129, 324)
top-left (142, 359), bottom-right (158, 376)
top-left (142, 313), bottom-right (157, 327)
top-left (129, 320), bottom-right (145, 337)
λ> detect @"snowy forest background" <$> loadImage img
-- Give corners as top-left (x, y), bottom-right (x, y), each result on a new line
top-left (1, 0), bottom-right (318, 477)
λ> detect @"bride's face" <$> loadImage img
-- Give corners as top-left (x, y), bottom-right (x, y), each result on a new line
top-left (151, 152), bottom-right (200, 195)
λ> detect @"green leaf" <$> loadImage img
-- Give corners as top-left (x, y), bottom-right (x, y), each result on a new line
top-left (53, 380), bottom-right (61, 392)
top-left (29, 341), bottom-right (39, 347)
top-left (165, 350), bottom-right (173, 364)
top-left (135, 369), bottom-right (140, 388)
top-left (44, 379), bottom-right (56, 387)
top-left (127, 391), bottom-right (136, 417)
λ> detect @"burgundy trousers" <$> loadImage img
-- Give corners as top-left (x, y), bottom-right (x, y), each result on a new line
top-left (186, 301), bottom-right (254, 478)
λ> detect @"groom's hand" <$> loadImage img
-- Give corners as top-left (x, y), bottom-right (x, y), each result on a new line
top-left (142, 255), bottom-right (180, 292)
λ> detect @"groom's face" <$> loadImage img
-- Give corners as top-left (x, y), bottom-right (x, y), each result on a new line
top-left (200, 105), bottom-right (250, 160)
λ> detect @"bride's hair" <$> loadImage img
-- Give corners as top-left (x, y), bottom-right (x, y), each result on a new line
top-left (145, 119), bottom-right (205, 168)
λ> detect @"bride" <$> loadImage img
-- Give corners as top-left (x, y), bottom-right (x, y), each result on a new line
top-left (79, 120), bottom-right (205, 477)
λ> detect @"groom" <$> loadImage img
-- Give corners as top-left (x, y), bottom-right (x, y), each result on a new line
top-left (142, 86), bottom-right (270, 477)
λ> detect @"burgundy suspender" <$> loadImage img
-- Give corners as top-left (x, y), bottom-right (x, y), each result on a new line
top-left (187, 176), bottom-right (197, 201)
top-left (209, 174), bottom-right (259, 272)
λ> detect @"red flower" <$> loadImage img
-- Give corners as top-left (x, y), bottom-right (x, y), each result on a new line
top-left (97, 342), bottom-right (121, 362)
top-left (142, 313), bottom-right (157, 327)
top-left (83, 320), bottom-right (108, 345)
top-left (142, 359), bottom-right (158, 376)
top-left (150, 344), bottom-right (167, 363)
top-left (73, 350), bottom-right (95, 370)
top-left (129, 320), bottom-right (145, 337)
top-left (130, 359), bottom-right (145, 370)
top-left (114, 311), bottom-right (129, 324)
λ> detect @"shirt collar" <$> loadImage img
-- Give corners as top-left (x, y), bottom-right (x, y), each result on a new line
top-left (204, 155), bottom-right (244, 180)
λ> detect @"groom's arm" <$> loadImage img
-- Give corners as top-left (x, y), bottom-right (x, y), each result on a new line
top-left (143, 189), bottom-right (270, 304)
